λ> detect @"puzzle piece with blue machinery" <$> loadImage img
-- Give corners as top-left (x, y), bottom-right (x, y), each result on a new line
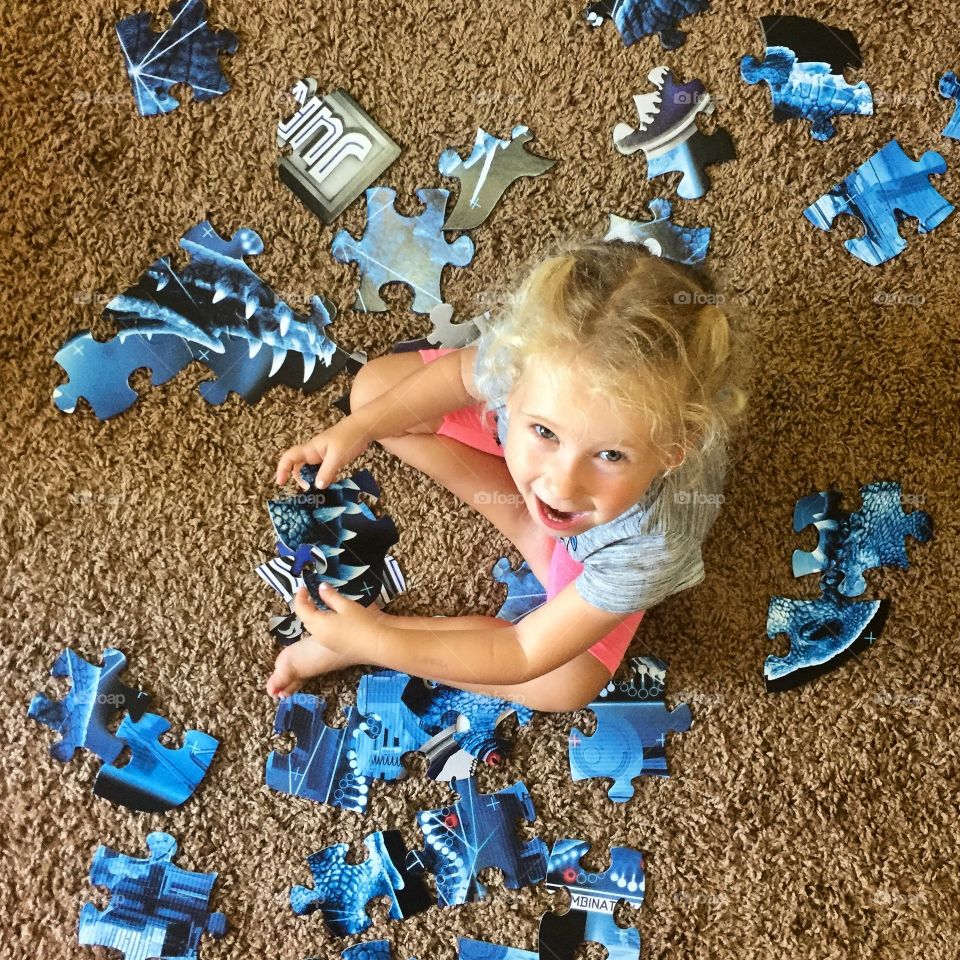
top-left (585, 0), bottom-right (709, 49)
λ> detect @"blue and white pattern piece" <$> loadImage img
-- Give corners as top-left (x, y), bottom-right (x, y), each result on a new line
top-left (585, 0), bottom-right (709, 49)
top-left (605, 198), bottom-right (711, 264)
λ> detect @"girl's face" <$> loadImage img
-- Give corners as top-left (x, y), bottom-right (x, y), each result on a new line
top-left (504, 358), bottom-right (675, 537)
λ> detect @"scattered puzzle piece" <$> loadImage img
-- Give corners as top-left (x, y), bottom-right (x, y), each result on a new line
top-left (28, 647), bottom-right (151, 764)
top-left (613, 67), bottom-right (735, 199)
top-left (585, 0), bottom-right (709, 49)
top-left (568, 656), bottom-right (691, 802)
top-left (116, 0), bottom-right (237, 117)
top-left (93, 712), bottom-right (219, 812)
top-left (765, 481), bottom-right (932, 691)
top-left (54, 220), bottom-right (350, 418)
top-left (78, 832), bottom-right (227, 960)
top-left (438, 126), bottom-right (556, 230)
top-left (938, 71), bottom-right (960, 140)
top-left (278, 81), bottom-right (402, 223)
top-left (459, 940), bottom-right (536, 960)
top-left (740, 15), bottom-right (873, 141)
top-left (539, 837), bottom-right (646, 960)
top-left (604, 198), bottom-right (710, 263)
top-left (406, 778), bottom-right (548, 907)
top-left (492, 557), bottom-right (547, 623)
top-left (338, 942), bottom-right (416, 960)
top-left (290, 830), bottom-right (431, 935)
top-left (804, 139), bottom-right (954, 265)
top-left (332, 187), bottom-right (475, 313)
top-left (391, 303), bottom-right (491, 352)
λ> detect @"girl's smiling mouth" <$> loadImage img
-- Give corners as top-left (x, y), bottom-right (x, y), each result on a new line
top-left (533, 493), bottom-right (591, 530)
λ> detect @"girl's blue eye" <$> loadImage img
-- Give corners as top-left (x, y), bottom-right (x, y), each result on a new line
top-left (599, 450), bottom-right (625, 463)
top-left (533, 423), bottom-right (556, 441)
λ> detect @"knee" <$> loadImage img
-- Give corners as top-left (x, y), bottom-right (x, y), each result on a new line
top-left (349, 355), bottom-right (394, 414)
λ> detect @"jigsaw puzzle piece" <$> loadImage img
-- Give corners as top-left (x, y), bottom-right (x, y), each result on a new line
top-left (568, 656), bottom-right (691, 802)
top-left (79, 831), bottom-right (227, 960)
top-left (605, 198), bottom-right (710, 263)
top-left (339, 942), bottom-right (417, 960)
top-left (939, 71), bottom-right (960, 139)
top-left (613, 67), bottom-right (734, 199)
top-left (391, 303), bottom-right (490, 352)
top-left (833, 481), bottom-right (933, 597)
top-left (332, 187), bottom-right (475, 313)
top-left (740, 16), bottom-right (872, 141)
top-left (115, 0), bottom-right (237, 117)
top-left (406, 778), bottom-right (548, 907)
top-left (92, 712), bottom-right (219, 812)
top-left (790, 489), bottom-right (845, 578)
top-left (585, 0), bottom-right (709, 49)
top-left (492, 556), bottom-right (547, 623)
top-left (539, 837), bottom-right (645, 960)
top-left (458, 940), bottom-right (537, 960)
top-left (804, 139), bottom-right (954, 265)
top-left (764, 594), bottom-right (889, 691)
top-left (438, 126), bottom-right (556, 230)
top-left (28, 647), bottom-right (151, 764)
top-left (290, 830), bottom-right (432, 935)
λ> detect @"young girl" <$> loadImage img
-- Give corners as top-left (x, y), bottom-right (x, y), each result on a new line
top-left (267, 241), bottom-right (746, 712)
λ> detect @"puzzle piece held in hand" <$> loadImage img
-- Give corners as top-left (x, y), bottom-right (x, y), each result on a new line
top-left (116, 0), bottom-right (237, 117)
top-left (492, 557), bottom-right (547, 623)
top-left (54, 220), bottom-right (349, 418)
top-left (568, 656), bottom-right (691, 802)
top-left (804, 139), bottom-right (954, 265)
top-left (290, 830), bottom-right (431, 936)
top-left (406, 778), bottom-right (548, 907)
top-left (765, 481), bottom-right (932, 691)
top-left (605, 198), bottom-right (711, 263)
top-left (938, 71), bottom-right (960, 140)
top-left (332, 187), bottom-right (475, 313)
top-left (78, 832), bottom-right (227, 960)
top-left (93, 712), bottom-right (219, 812)
top-left (740, 15), bottom-right (873, 141)
top-left (613, 67), bottom-right (735, 199)
top-left (539, 837), bottom-right (646, 960)
top-left (585, 0), bottom-right (709, 49)
top-left (438, 126), bottom-right (556, 230)
top-left (28, 647), bottom-right (151, 764)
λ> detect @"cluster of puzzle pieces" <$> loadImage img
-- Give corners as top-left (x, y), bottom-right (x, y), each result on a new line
top-left (28, 647), bottom-right (218, 811)
top-left (764, 480), bottom-right (933, 691)
top-left (54, 220), bottom-right (358, 419)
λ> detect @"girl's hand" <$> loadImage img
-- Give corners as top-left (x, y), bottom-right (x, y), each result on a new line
top-left (292, 584), bottom-right (386, 662)
top-left (276, 416), bottom-right (373, 489)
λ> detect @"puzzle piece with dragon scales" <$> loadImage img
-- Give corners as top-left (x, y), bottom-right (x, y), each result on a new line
top-left (740, 15), bottom-right (873, 142)
top-left (53, 220), bottom-right (349, 418)
top-left (804, 139), bottom-right (954, 265)
top-left (78, 831), bottom-right (227, 960)
top-left (613, 66), bottom-right (735, 200)
top-left (28, 647), bottom-right (151, 764)
top-left (585, 0), bottom-right (709, 49)
top-left (405, 778), bottom-right (548, 907)
top-left (438, 126), bottom-right (556, 230)
top-left (290, 830), bottom-right (432, 936)
top-left (568, 656), bottom-right (691, 802)
top-left (116, 0), bottom-right (237, 117)
top-left (938, 71), bottom-right (960, 140)
top-left (332, 187), bottom-right (475, 313)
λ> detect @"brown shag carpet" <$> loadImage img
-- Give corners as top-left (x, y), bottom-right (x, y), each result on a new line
top-left (2, 1), bottom-right (959, 957)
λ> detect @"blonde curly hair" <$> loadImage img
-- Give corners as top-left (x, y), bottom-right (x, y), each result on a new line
top-left (473, 240), bottom-right (750, 489)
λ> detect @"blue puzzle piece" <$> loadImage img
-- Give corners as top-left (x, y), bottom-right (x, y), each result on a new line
top-left (740, 15), bottom-right (872, 141)
top-left (585, 0), bottom-right (709, 49)
top-left (93, 712), bottom-right (219, 812)
top-left (568, 656), bottom-right (691, 802)
top-left (339, 942), bottom-right (416, 960)
top-left (78, 832), bottom-right (227, 960)
top-left (539, 837), bottom-right (645, 960)
top-left (332, 187), bottom-right (475, 313)
top-left (54, 220), bottom-right (348, 418)
top-left (604, 199), bottom-right (711, 264)
top-left (116, 0), bottom-right (237, 117)
top-left (459, 940), bottom-right (537, 960)
top-left (613, 67), bottom-right (734, 200)
top-left (290, 830), bottom-right (431, 935)
top-left (939, 71), bottom-right (960, 139)
top-left (438, 126), bottom-right (556, 231)
top-left (28, 647), bottom-right (151, 764)
top-left (804, 139), bottom-right (954, 265)
top-left (492, 556), bottom-right (547, 623)
top-left (406, 778), bottom-right (548, 907)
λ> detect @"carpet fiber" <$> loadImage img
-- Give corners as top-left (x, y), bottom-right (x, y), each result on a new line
top-left (3, 1), bottom-right (959, 957)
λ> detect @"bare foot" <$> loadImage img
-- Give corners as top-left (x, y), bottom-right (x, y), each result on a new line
top-left (266, 634), bottom-right (352, 699)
